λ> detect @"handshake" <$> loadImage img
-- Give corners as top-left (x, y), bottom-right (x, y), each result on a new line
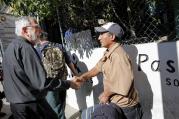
top-left (69, 76), bottom-right (85, 90)
top-left (69, 76), bottom-right (110, 104)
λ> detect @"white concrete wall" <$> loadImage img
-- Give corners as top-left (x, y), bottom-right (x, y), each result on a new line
top-left (66, 41), bottom-right (179, 119)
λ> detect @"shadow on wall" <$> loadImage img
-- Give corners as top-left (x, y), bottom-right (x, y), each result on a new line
top-left (70, 53), bottom-right (104, 110)
top-left (64, 30), bottom-right (96, 59)
top-left (93, 73), bottom-right (103, 105)
top-left (71, 53), bottom-right (93, 110)
top-left (124, 45), bottom-right (153, 119)
top-left (69, 44), bottom-right (153, 119)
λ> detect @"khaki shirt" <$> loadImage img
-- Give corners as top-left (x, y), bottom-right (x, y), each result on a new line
top-left (95, 43), bottom-right (139, 107)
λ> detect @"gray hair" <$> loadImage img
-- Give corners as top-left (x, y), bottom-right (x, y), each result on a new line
top-left (15, 16), bottom-right (36, 36)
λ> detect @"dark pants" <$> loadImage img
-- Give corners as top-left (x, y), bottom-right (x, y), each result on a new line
top-left (121, 103), bottom-right (143, 119)
top-left (82, 103), bottom-right (143, 119)
top-left (0, 91), bottom-right (5, 111)
top-left (92, 103), bottom-right (124, 119)
top-left (10, 99), bottom-right (58, 119)
top-left (46, 89), bottom-right (66, 119)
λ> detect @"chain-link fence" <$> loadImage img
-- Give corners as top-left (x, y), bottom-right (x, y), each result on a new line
top-left (119, 0), bottom-right (176, 45)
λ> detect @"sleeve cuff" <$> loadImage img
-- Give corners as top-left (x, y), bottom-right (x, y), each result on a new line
top-left (61, 80), bottom-right (71, 89)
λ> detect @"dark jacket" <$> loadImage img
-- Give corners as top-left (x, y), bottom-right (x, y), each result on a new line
top-left (2, 37), bottom-right (70, 103)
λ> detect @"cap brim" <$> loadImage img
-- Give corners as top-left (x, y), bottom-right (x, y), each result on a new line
top-left (95, 27), bottom-right (108, 33)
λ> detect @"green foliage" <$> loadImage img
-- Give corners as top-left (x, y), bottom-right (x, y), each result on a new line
top-left (2, 0), bottom-right (58, 19)
top-left (1, 0), bottom-right (124, 28)
top-left (58, 0), bottom-right (116, 28)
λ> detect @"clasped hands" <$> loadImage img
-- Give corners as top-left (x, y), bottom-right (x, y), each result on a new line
top-left (70, 76), bottom-right (110, 104)
top-left (69, 76), bottom-right (85, 90)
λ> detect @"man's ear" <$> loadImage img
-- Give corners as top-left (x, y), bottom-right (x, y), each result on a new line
top-left (111, 34), bottom-right (116, 41)
top-left (22, 27), bottom-right (30, 38)
top-left (22, 27), bottom-right (28, 35)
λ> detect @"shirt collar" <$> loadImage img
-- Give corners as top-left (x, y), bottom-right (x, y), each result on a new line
top-left (104, 43), bottom-right (120, 58)
top-left (17, 36), bottom-right (32, 45)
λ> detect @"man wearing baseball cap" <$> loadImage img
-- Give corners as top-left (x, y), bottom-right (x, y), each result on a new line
top-left (76, 22), bottom-right (143, 119)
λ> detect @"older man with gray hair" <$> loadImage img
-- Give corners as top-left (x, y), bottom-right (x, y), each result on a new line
top-left (2, 16), bottom-right (80, 119)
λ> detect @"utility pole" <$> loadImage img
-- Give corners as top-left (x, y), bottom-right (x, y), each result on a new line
top-left (56, 7), bottom-right (64, 46)
top-left (172, 0), bottom-right (179, 38)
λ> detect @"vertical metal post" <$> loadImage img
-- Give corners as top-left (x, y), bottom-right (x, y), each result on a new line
top-left (126, 0), bottom-right (136, 39)
top-left (173, 0), bottom-right (179, 38)
top-left (56, 7), bottom-right (64, 45)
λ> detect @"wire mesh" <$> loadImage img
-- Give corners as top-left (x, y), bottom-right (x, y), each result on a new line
top-left (120, 0), bottom-right (176, 45)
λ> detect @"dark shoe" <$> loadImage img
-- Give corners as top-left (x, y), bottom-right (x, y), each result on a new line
top-left (0, 112), bottom-right (6, 117)
top-left (0, 92), bottom-right (5, 99)
top-left (8, 115), bottom-right (14, 119)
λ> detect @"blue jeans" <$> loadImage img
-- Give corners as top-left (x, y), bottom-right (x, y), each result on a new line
top-left (121, 103), bottom-right (143, 119)
top-left (81, 103), bottom-right (143, 119)
top-left (46, 89), bottom-right (66, 119)
top-left (81, 104), bottom-right (124, 119)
